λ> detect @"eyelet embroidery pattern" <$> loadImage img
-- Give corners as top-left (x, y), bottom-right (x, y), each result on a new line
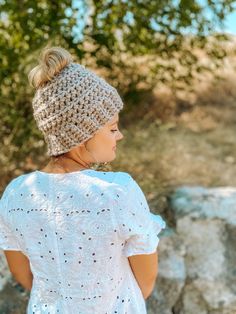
top-left (0, 170), bottom-right (166, 314)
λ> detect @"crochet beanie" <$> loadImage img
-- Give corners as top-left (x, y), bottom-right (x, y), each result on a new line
top-left (29, 46), bottom-right (124, 157)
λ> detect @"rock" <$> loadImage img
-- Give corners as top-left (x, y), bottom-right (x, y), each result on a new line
top-left (149, 186), bottom-right (236, 314)
top-left (0, 253), bottom-right (12, 291)
top-left (147, 229), bottom-right (186, 313)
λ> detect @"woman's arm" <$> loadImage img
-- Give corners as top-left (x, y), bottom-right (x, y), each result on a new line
top-left (128, 251), bottom-right (158, 300)
top-left (4, 250), bottom-right (33, 291)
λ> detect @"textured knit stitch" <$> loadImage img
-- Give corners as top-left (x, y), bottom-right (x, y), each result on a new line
top-left (32, 62), bottom-right (124, 156)
top-left (0, 170), bottom-right (166, 314)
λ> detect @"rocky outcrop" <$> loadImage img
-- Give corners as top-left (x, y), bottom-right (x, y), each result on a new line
top-left (148, 186), bottom-right (236, 314)
top-left (0, 253), bottom-right (11, 291)
top-left (0, 254), bottom-right (29, 313)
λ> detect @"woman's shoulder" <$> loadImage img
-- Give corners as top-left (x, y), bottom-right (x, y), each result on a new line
top-left (112, 171), bottom-right (133, 187)
top-left (0, 170), bottom-right (135, 199)
top-left (85, 170), bottom-right (133, 186)
top-left (0, 175), bottom-right (25, 198)
top-left (112, 171), bottom-right (148, 202)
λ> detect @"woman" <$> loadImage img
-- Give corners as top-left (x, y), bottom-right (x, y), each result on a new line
top-left (0, 46), bottom-right (166, 314)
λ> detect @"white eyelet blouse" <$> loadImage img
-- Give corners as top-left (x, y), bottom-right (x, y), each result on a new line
top-left (0, 169), bottom-right (166, 314)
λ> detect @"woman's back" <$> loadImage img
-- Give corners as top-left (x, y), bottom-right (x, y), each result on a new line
top-left (1, 169), bottom-right (165, 314)
top-left (1, 46), bottom-right (166, 314)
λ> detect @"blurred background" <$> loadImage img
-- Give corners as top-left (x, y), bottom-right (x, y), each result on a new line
top-left (1, 1), bottom-right (236, 313)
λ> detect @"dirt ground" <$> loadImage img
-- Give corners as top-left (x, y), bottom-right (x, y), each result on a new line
top-left (112, 70), bottom-right (236, 217)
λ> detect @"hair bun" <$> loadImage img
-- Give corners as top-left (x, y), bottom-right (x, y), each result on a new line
top-left (28, 46), bottom-right (73, 89)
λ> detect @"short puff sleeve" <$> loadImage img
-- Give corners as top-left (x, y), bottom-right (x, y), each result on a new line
top-left (118, 175), bottom-right (166, 257)
top-left (0, 185), bottom-right (21, 251)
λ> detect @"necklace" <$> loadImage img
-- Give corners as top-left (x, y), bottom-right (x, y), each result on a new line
top-left (52, 156), bottom-right (91, 173)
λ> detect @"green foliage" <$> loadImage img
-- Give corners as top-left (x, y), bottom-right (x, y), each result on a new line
top-left (0, 0), bottom-right (235, 174)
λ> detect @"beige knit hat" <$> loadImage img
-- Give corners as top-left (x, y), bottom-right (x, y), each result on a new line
top-left (29, 46), bottom-right (124, 157)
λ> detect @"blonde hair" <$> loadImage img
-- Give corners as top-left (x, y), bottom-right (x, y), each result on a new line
top-left (28, 46), bottom-right (73, 89)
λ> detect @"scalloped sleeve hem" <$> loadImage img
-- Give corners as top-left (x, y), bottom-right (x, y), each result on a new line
top-left (115, 173), bottom-right (166, 258)
top-left (122, 213), bottom-right (166, 257)
top-left (0, 218), bottom-right (22, 251)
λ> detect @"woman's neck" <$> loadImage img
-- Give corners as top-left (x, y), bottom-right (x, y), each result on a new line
top-left (40, 156), bottom-right (91, 174)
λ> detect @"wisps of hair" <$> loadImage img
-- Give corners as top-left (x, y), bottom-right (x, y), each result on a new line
top-left (28, 46), bottom-right (73, 89)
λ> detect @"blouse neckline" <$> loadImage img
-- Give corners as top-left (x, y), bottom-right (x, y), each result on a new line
top-left (35, 169), bottom-right (96, 176)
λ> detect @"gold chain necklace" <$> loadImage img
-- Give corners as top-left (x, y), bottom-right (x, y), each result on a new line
top-left (52, 156), bottom-right (91, 173)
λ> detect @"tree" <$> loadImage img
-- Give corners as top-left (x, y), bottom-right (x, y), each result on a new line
top-left (0, 0), bottom-right (235, 173)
